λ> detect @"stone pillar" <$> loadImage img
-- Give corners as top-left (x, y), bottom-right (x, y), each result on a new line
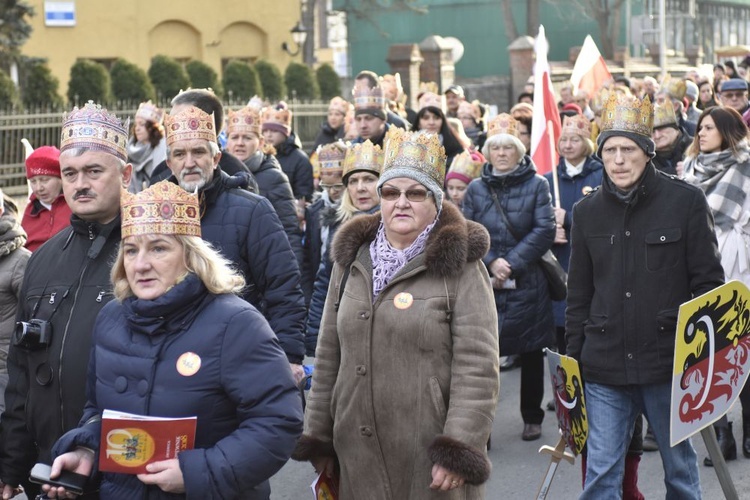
top-left (507, 36), bottom-right (535, 104)
top-left (419, 35), bottom-right (454, 92)
top-left (386, 44), bottom-right (423, 111)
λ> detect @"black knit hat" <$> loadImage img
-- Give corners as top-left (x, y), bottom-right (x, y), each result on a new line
top-left (596, 130), bottom-right (656, 159)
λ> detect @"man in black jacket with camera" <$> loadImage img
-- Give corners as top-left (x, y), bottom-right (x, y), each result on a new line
top-left (0, 102), bottom-right (132, 499)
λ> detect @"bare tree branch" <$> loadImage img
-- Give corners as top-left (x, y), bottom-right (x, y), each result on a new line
top-left (501, 0), bottom-right (519, 43)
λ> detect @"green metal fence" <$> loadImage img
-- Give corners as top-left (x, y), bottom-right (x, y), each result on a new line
top-left (0, 100), bottom-right (329, 197)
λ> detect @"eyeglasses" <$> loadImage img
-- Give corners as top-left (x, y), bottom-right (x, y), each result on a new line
top-left (320, 183), bottom-right (344, 190)
top-left (379, 186), bottom-right (433, 202)
top-left (721, 91), bottom-right (746, 99)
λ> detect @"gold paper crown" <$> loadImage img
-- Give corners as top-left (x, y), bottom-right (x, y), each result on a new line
top-left (561, 114), bottom-right (592, 139)
top-left (121, 181), bottom-right (201, 238)
top-left (164, 106), bottom-right (217, 147)
top-left (458, 100), bottom-right (480, 120)
top-left (316, 141), bottom-right (348, 172)
top-left (261, 104), bottom-right (293, 127)
top-left (653, 99), bottom-right (678, 129)
top-left (418, 92), bottom-right (446, 112)
top-left (663, 78), bottom-right (687, 101)
top-left (135, 100), bottom-right (164, 125)
top-left (226, 107), bottom-right (261, 136)
top-left (600, 93), bottom-right (654, 137)
top-left (61, 101), bottom-right (129, 161)
top-left (328, 96), bottom-right (351, 116)
top-left (418, 81), bottom-right (439, 96)
top-left (382, 128), bottom-right (446, 186)
top-left (487, 113), bottom-right (520, 138)
top-left (342, 140), bottom-right (384, 179)
top-left (447, 151), bottom-right (483, 181)
top-left (352, 86), bottom-right (386, 111)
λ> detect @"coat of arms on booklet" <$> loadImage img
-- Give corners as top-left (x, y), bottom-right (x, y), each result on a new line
top-left (99, 409), bottom-right (196, 474)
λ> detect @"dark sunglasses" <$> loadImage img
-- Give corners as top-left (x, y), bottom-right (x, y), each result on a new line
top-left (379, 186), bottom-right (433, 202)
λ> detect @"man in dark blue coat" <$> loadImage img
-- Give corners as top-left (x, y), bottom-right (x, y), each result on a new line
top-left (566, 94), bottom-right (724, 498)
top-left (164, 104), bottom-right (307, 384)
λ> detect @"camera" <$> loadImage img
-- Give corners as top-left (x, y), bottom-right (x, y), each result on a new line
top-left (13, 319), bottom-right (52, 350)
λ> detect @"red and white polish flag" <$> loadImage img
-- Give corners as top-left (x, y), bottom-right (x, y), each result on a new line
top-left (570, 35), bottom-right (612, 98)
top-left (530, 25), bottom-right (561, 176)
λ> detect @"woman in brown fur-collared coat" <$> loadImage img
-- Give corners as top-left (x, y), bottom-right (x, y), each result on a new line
top-left (292, 129), bottom-right (499, 500)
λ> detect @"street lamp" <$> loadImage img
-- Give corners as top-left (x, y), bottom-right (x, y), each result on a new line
top-left (281, 21), bottom-right (308, 57)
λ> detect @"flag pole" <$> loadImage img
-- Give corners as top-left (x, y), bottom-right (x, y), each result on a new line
top-left (547, 120), bottom-right (561, 209)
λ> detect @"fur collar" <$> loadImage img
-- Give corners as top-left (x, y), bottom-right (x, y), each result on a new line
top-left (331, 201), bottom-right (489, 278)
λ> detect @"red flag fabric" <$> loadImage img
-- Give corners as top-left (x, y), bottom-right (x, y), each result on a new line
top-left (530, 25), bottom-right (561, 176)
top-left (570, 35), bottom-right (613, 97)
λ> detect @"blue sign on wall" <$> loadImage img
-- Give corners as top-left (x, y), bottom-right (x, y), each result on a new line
top-left (45, 1), bottom-right (76, 27)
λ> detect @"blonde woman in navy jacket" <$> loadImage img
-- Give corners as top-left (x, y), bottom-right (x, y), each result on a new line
top-left (44, 182), bottom-right (302, 500)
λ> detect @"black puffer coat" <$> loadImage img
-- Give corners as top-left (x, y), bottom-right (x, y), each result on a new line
top-left (276, 133), bottom-right (314, 201)
top-left (462, 157), bottom-right (556, 355)
top-left (242, 151), bottom-right (304, 271)
top-left (311, 121), bottom-right (345, 154)
top-left (169, 169), bottom-right (307, 364)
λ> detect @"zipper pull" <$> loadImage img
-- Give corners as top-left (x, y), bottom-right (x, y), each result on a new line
top-left (96, 291), bottom-right (105, 303)
top-left (49, 292), bottom-right (56, 304)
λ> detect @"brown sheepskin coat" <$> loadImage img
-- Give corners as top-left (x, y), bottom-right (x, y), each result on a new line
top-left (293, 201), bottom-right (500, 499)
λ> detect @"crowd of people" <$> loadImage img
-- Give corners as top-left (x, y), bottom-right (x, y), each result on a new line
top-left (0, 59), bottom-right (747, 499)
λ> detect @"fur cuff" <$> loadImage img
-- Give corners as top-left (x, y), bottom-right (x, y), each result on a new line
top-left (428, 435), bottom-right (492, 485)
top-left (291, 434), bottom-right (337, 462)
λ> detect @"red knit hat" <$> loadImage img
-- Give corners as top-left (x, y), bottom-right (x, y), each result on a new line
top-left (25, 146), bottom-right (61, 179)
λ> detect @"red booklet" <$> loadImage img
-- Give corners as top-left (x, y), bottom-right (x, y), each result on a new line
top-left (99, 409), bottom-right (197, 474)
top-left (310, 471), bottom-right (339, 500)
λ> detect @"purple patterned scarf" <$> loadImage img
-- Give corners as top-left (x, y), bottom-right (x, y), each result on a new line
top-left (370, 219), bottom-right (437, 301)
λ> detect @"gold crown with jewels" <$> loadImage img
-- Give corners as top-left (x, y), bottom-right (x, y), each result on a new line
top-left (316, 141), bottom-right (348, 173)
top-left (328, 96), bottom-right (351, 116)
top-left (382, 128), bottom-right (446, 185)
top-left (60, 101), bottom-right (129, 161)
top-left (342, 140), bottom-right (384, 179)
top-left (487, 113), bottom-right (520, 138)
top-left (600, 93), bottom-right (653, 137)
top-left (226, 107), bottom-right (261, 136)
top-left (352, 86), bottom-right (386, 111)
top-left (653, 99), bottom-right (678, 129)
top-left (663, 78), bottom-right (687, 101)
top-left (121, 181), bottom-right (201, 238)
top-left (418, 92), bottom-right (446, 112)
top-left (135, 100), bottom-right (164, 125)
top-left (448, 150), bottom-right (483, 181)
top-left (164, 106), bottom-right (217, 146)
top-left (561, 114), bottom-right (592, 138)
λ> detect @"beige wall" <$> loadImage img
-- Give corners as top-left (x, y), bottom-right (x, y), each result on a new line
top-left (23, 0), bottom-right (303, 97)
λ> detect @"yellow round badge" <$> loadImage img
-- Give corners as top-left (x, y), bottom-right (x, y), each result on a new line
top-left (582, 186), bottom-right (593, 196)
top-left (393, 292), bottom-right (414, 310)
top-left (176, 352), bottom-right (201, 377)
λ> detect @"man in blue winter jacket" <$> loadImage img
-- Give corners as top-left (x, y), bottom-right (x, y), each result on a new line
top-left (165, 102), bottom-right (307, 384)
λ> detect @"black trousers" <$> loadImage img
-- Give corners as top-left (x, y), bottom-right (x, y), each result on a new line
top-left (520, 349), bottom-right (545, 425)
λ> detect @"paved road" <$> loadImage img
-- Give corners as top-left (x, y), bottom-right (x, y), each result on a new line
top-left (270, 358), bottom-right (750, 499)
